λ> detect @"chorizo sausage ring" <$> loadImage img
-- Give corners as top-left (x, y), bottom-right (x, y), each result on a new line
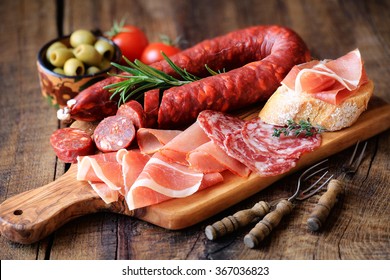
top-left (59, 25), bottom-right (310, 128)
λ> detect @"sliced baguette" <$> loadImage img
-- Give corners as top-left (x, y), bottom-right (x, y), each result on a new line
top-left (258, 80), bottom-right (374, 131)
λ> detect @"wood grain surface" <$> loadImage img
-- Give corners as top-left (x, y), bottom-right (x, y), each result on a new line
top-left (0, 0), bottom-right (389, 260)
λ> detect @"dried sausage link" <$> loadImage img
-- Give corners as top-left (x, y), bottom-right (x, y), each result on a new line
top-left (65, 25), bottom-right (310, 127)
top-left (157, 25), bottom-right (311, 128)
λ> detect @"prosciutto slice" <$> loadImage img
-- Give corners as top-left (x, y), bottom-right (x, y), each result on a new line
top-left (159, 122), bottom-right (210, 165)
top-left (120, 149), bottom-right (151, 194)
top-left (125, 152), bottom-right (223, 210)
top-left (77, 149), bottom-right (150, 202)
top-left (282, 49), bottom-right (368, 105)
top-left (89, 182), bottom-right (119, 204)
top-left (187, 141), bottom-right (251, 177)
top-left (77, 152), bottom-right (124, 191)
top-left (137, 128), bottom-right (182, 154)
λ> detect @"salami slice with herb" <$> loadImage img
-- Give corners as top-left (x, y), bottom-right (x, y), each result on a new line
top-left (196, 110), bottom-right (322, 177)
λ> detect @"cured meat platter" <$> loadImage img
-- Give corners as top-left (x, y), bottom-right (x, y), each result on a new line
top-left (0, 97), bottom-right (389, 244)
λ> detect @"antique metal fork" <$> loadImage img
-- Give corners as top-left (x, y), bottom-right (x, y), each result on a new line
top-left (306, 141), bottom-right (368, 232)
top-left (243, 159), bottom-right (333, 248)
top-left (204, 159), bottom-right (333, 244)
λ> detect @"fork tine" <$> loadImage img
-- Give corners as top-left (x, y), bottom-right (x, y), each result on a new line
top-left (289, 159), bottom-right (329, 201)
top-left (301, 169), bottom-right (331, 195)
top-left (297, 173), bottom-right (334, 200)
top-left (347, 140), bottom-right (361, 166)
top-left (353, 141), bottom-right (367, 170)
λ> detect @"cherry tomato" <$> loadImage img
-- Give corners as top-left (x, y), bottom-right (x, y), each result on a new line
top-left (140, 42), bottom-right (181, 64)
top-left (111, 25), bottom-right (149, 63)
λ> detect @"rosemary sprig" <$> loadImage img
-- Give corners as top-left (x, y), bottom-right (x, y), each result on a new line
top-left (205, 64), bottom-right (226, 75)
top-left (104, 55), bottom-right (197, 104)
top-left (105, 52), bottom-right (224, 105)
top-left (272, 119), bottom-right (325, 138)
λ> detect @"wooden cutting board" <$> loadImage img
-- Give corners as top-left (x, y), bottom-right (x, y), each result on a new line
top-left (1, 97), bottom-right (389, 244)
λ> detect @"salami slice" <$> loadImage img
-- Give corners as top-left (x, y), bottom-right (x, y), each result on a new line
top-left (116, 100), bottom-right (146, 129)
top-left (224, 130), bottom-right (297, 177)
top-left (93, 115), bottom-right (136, 152)
top-left (197, 110), bottom-right (245, 147)
top-left (197, 110), bottom-right (322, 177)
top-left (242, 118), bottom-right (322, 159)
top-left (50, 127), bottom-right (95, 163)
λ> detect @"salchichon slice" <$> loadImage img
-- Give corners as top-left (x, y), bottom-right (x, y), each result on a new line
top-left (197, 110), bottom-right (321, 177)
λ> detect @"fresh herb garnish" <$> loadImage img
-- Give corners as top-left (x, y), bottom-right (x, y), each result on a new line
top-left (105, 52), bottom-right (223, 105)
top-left (272, 119), bottom-right (325, 137)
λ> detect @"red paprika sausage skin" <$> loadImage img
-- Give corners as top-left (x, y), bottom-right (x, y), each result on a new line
top-left (62, 25), bottom-right (310, 126)
top-left (156, 25), bottom-right (311, 128)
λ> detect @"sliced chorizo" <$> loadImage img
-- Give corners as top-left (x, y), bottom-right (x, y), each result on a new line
top-left (50, 127), bottom-right (95, 163)
top-left (93, 115), bottom-right (136, 152)
top-left (116, 100), bottom-right (146, 129)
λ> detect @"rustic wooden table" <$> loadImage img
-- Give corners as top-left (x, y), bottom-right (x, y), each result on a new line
top-left (0, 0), bottom-right (389, 260)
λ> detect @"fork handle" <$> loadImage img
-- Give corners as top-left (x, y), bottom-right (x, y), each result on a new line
top-left (307, 179), bottom-right (344, 231)
top-left (243, 199), bottom-right (293, 248)
top-left (205, 201), bottom-right (270, 240)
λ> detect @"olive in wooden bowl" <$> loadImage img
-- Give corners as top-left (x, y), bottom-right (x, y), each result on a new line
top-left (37, 29), bottom-right (121, 108)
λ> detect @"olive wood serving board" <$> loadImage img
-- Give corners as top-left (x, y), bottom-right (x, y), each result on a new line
top-left (1, 97), bottom-right (390, 244)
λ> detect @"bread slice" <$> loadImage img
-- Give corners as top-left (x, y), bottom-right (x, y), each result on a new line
top-left (259, 80), bottom-right (374, 131)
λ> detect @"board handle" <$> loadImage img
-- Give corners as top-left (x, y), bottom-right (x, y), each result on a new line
top-left (205, 201), bottom-right (270, 240)
top-left (244, 199), bottom-right (293, 248)
top-left (0, 165), bottom-right (133, 244)
top-left (307, 179), bottom-right (344, 231)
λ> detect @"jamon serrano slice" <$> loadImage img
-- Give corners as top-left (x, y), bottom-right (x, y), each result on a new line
top-left (137, 128), bottom-right (182, 154)
top-left (77, 150), bottom-right (150, 202)
top-left (159, 122), bottom-right (210, 165)
top-left (282, 49), bottom-right (367, 105)
top-left (125, 152), bottom-right (223, 210)
top-left (187, 141), bottom-right (251, 177)
top-left (89, 182), bottom-right (119, 204)
top-left (77, 152), bottom-right (124, 191)
top-left (120, 149), bottom-right (150, 194)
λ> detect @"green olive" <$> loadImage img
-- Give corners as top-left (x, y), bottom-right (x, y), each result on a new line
top-left (69, 29), bottom-right (96, 48)
top-left (99, 58), bottom-right (112, 71)
top-left (86, 66), bottom-right (101, 75)
top-left (46, 41), bottom-right (67, 62)
top-left (74, 44), bottom-right (102, 66)
top-left (53, 67), bottom-right (65, 75)
top-left (63, 58), bottom-right (85, 76)
top-left (94, 39), bottom-right (115, 60)
top-left (49, 48), bottom-right (75, 67)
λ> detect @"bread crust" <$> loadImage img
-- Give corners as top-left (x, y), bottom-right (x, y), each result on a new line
top-left (259, 80), bottom-right (374, 131)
